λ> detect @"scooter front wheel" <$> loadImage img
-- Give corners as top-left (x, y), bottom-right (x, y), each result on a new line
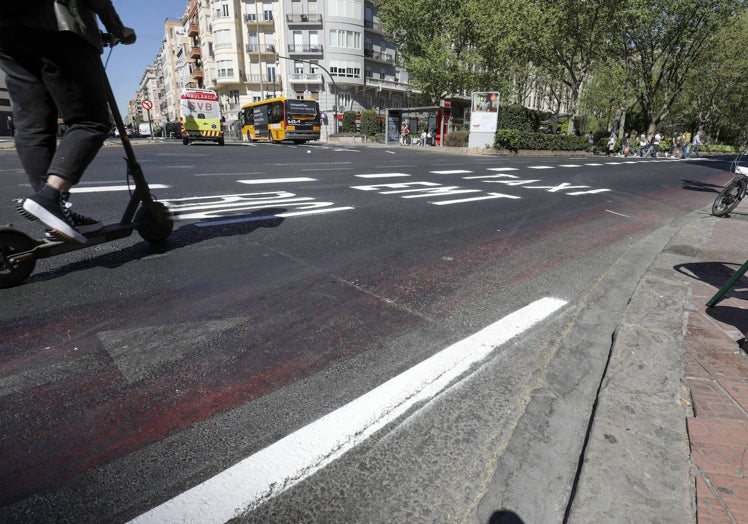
top-left (712, 178), bottom-right (747, 217)
top-left (0, 230), bottom-right (37, 288)
top-left (135, 201), bottom-right (173, 243)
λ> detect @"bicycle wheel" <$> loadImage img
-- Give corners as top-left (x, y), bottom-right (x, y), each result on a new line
top-left (712, 178), bottom-right (747, 217)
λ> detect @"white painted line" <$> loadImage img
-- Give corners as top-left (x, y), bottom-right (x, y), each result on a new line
top-left (559, 164), bottom-right (583, 168)
top-left (237, 178), bottom-right (317, 184)
top-left (301, 167), bottom-right (353, 172)
top-left (130, 297), bottom-right (568, 524)
top-left (194, 206), bottom-right (355, 226)
top-left (70, 184), bottom-right (170, 193)
top-left (430, 192), bottom-right (521, 205)
top-left (486, 167), bottom-right (519, 172)
top-left (194, 172), bottom-right (262, 176)
top-left (430, 170), bottom-right (473, 174)
top-left (606, 209), bottom-right (631, 217)
top-left (584, 163), bottom-right (604, 166)
top-left (527, 166), bottom-right (554, 170)
top-left (355, 173), bottom-right (411, 178)
top-left (462, 174), bottom-right (516, 179)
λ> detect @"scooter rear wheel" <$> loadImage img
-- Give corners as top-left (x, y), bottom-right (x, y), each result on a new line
top-left (135, 201), bottom-right (173, 243)
top-left (0, 230), bottom-right (36, 288)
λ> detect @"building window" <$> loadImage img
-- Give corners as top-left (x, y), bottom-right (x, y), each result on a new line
top-left (212, 0), bottom-right (230, 18)
top-left (217, 59), bottom-right (235, 78)
top-left (329, 61), bottom-right (361, 78)
top-left (329, 29), bottom-right (360, 50)
top-left (214, 29), bottom-right (232, 49)
top-left (328, 0), bottom-right (361, 18)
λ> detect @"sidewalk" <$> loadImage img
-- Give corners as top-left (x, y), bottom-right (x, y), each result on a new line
top-left (570, 207), bottom-right (748, 523)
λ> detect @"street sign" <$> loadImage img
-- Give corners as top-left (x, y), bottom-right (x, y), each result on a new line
top-left (142, 99), bottom-right (153, 111)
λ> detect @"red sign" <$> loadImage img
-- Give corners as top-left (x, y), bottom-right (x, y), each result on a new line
top-left (141, 99), bottom-right (153, 111)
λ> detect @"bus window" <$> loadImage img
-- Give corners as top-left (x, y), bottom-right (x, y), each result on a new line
top-left (269, 102), bottom-right (284, 124)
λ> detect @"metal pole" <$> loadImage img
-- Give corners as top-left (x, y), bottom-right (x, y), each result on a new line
top-left (276, 53), bottom-right (337, 126)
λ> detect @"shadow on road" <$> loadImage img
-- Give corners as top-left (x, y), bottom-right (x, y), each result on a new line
top-left (25, 208), bottom-right (287, 284)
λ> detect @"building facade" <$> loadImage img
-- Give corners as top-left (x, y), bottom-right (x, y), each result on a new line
top-left (130, 0), bottom-right (411, 129)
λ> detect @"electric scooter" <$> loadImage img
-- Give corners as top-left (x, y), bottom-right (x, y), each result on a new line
top-left (0, 39), bottom-right (173, 289)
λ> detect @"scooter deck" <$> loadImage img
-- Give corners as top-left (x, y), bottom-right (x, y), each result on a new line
top-left (10, 222), bottom-right (135, 263)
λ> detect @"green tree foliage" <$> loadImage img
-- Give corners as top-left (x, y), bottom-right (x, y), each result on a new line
top-left (360, 109), bottom-right (380, 136)
top-left (379, 0), bottom-right (748, 146)
top-left (518, 0), bottom-right (619, 136)
top-left (615, 0), bottom-right (742, 135)
top-left (675, 10), bottom-right (748, 144)
top-left (341, 111), bottom-right (356, 133)
top-left (377, 0), bottom-right (516, 101)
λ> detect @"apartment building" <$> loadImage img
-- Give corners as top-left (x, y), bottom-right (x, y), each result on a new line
top-left (140, 0), bottom-right (410, 128)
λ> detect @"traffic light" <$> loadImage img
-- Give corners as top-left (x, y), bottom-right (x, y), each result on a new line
top-left (275, 53), bottom-right (279, 65)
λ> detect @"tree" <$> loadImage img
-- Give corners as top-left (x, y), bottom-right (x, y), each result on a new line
top-left (378, 0), bottom-right (517, 101)
top-left (676, 10), bottom-right (748, 144)
top-left (616, 0), bottom-right (743, 135)
top-left (518, 0), bottom-right (620, 136)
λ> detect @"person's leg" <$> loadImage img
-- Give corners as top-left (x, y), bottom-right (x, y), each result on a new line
top-left (43, 32), bottom-right (111, 186)
top-left (0, 30), bottom-right (57, 192)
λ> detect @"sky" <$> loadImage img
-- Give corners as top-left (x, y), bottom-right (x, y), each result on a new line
top-left (105, 0), bottom-right (188, 116)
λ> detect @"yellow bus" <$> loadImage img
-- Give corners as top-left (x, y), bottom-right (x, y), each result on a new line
top-left (238, 97), bottom-right (321, 144)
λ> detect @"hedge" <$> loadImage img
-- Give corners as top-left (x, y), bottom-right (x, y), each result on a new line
top-left (495, 129), bottom-right (588, 152)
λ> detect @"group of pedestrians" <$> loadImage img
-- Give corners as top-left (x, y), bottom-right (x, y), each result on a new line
top-left (597, 129), bottom-right (702, 159)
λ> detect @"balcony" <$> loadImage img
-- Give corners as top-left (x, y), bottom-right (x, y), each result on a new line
top-left (188, 24), bottom-right (199, 37)
top-left (190, 46), bottom-right (201, 59)
top-left (245, 43), bottom-right (276, 55)
top-left (289, 73), bottom-right (323, 84)
top-left (244, 13), bottom-right (274, 26)
top-left (244, 74), bottom-right (282, 88)
top-left (364, 19), bottom-right (385, 34)
top-left (191, 67), bottom-right (204, 80)
top-left (287, 44), bottom-right (323, 56)
top-left (286, 13), bottom-right (322, 25)
top-left (364, 48), bottom-right (395, 63)
top-left (364, 76), bottom-right (409, 92)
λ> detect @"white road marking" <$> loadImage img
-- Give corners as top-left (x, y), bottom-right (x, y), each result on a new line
top-left (69, 184), bottom-right (170, 193)
top-left (430, 192), bottom-right (521, 205)
top-left (355, 173), bottom-right (411, 178)
top-left (606, 209), bottom-right (631, 217)
top-left (486, 167), bottom-right (519, 172)
top-left (193, 172), bottom-right (262, 176)
top-left (237, 178), bottom-right (317, 184)
top-left (130, 297), bottom-right (568, 524)
top-left (430, 170), bottom-right (473, 174)
top-left (527, 166), bottom-right (554, 170)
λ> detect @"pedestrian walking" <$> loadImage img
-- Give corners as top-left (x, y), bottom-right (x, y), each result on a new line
top-left (639, 133), bottom-right (648, 157)
top-left (651, 131), bottom-right (662, 158)
top-left (0, 1), bottom-right (136, 243)
top-left (606, 132), bottom-right (617, 157)
top-left (587, 131), bottom-right (595, 154)
top-left (689, 132), bottom-right (701, 158)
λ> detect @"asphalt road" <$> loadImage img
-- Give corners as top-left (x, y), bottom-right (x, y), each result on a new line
top-left (0, 141), bottom-right (732, 523)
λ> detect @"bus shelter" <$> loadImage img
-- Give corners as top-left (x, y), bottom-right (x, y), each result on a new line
top-left (384, 106), bottom-right (442, 145)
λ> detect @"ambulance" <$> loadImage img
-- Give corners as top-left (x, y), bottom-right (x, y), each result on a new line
top-left (179, 88), bottom-right (224, 146)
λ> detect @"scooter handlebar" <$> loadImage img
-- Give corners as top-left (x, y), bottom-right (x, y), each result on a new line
top-left (101, 29), bottom-right (137, 47)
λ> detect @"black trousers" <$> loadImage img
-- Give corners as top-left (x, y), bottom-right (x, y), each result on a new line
top-left (0, 28), bottom-right (110, 192)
